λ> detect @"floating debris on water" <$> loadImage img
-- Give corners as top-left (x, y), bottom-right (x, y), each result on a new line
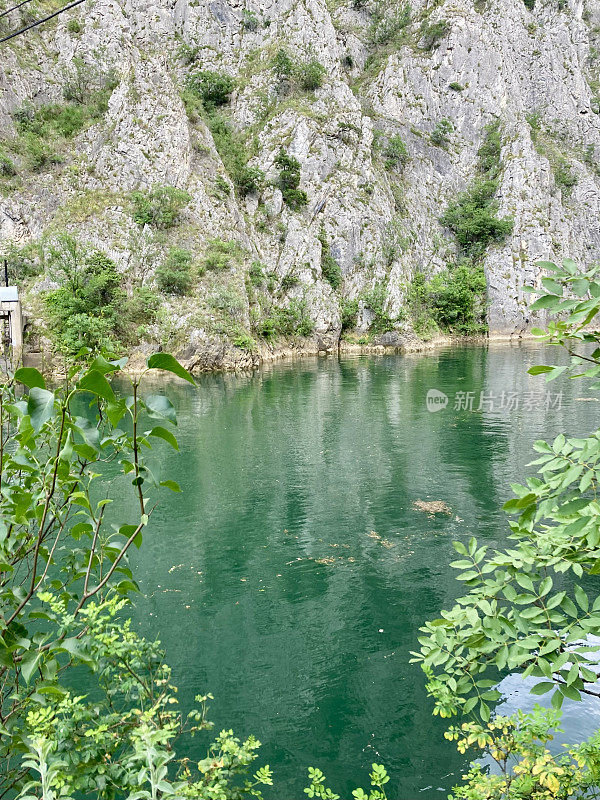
top-left (412, 499), bottom-right (452, 516)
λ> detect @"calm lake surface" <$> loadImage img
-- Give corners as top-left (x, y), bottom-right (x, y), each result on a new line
top-left (107, 343), bottom-right (600, 798)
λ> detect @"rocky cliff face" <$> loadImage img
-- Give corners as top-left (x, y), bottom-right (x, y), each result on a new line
top-left (1, 0), bottom-right (599, 368)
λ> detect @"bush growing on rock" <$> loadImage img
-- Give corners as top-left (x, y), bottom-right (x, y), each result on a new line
top-left (275, 149), bottom-right (308, 210)
top-left (43, 235), bottom-right (126, 354)
top-left (368, 2), bottom-right (412, 47)
top-left (156, 247), bottom-right (194, 295)
top-left (256, 299), bottom-right (314, 338)
top-left (272, 48), bottom-right (294, 78)
top-left (296, 58), bottom-right (326, 91)
top-left (129, 185), bottom-right (191, 229)
top-left (430, 117), bottom-right (453, 148)
top-left (205, 114), bottom-right (263, 196)
top-left (440, 180), bottom-right (513, 258)
top-left (407, 261), bottom-right (488, 336)
top-left (362, 283), bottom-right (397, 334)
top-left (420, 19), bottom-right (450, 50)
top-left (186, 69), bottom-right (235, 110)
top-left (554, 157), bottom-right (578, 195)
top-left (318, 229), bottom-right (343, 290)
top-left (340, 298), bottom-right (359, 331)
top-left (383, 134), bottom-right (409, 171)
top-left (202, 238), bottom-right (243, 272)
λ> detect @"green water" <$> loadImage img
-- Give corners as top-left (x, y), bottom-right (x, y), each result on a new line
top-left (110, 343), bottom-right (599, 798)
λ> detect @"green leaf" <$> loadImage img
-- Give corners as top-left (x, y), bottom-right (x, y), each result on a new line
top-left (145, 394), bottom-right (177, 424)
top-left (575, 584), bottom-right (589, 612)
top-left (541, 277), bottom-right (563, 296)
top-left (20, 650), bottom-right (41, 684)
top-left (14, 367), bottom-right (45, 390)
top-left (527, 365), bottom-right (554, 375)
top-left (530, 681), bottom-right (554, 695)
top-left (146, 353), bottom-right (195, 385)
top-left (561, 684), bottom-right (582, 702)
top-left (160, 479), bottom-right (181, 493)
top-left (530, 294), bottom-right (562, 310)
top-left (148, 426), bottom-right (179, 451)
top-left (78, 369), bottom-right (116, 403)
top-left (27, 387), bottom-right (55, 431)
top-left (89, 354), bottom-right (123, 375)
top-left (571, 278), bottom-right (590, 296)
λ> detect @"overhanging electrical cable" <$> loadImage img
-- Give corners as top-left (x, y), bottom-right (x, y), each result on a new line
top-left (0, 0), bottom-right (86, 44)
top-left (0, 0), bottom-right (37, 22)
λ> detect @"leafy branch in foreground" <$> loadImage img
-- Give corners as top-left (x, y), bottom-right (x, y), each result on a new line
top-left (414, 257), bottom-right (600, 798)
top-left (0, 351), bottom-right (275, 799)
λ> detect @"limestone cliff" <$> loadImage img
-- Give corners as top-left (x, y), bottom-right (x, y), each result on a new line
top-left (0, 0), bottom-right (599, 368)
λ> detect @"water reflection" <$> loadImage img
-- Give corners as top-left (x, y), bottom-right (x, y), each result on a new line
top-left (94, 344), bottom-right (600, 799)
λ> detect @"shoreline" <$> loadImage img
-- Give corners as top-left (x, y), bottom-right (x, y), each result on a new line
top-left (172, 329), bottom-right (540, 375)
top-left (25, 330), bottom-right (541, 379)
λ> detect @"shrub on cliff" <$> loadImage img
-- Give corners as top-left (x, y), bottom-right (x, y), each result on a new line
top-left (275, 149), bottom-right (308, 210)
top-left (440, 179), bottom-right (513, 258)
top-left (43, 235), bottom-right (126, 354)
top-left (129, 185), bottom-right (191, 229)
top-left (155, 247), bottom-right (193, 295)
top-left (186, 69), bottom-right (235, 110)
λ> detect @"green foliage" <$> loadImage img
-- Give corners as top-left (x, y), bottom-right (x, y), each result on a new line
top-left (413, 257), bottom-right (600, 798)
top-left (383, 134), bottom-right (409, 171)
top-left (303, 764), bottom-right (389, 799)
top-left (66, 17), bottom-right (81, 33)
top-left (449, 82), bottom-right (464, 92)
top-left (296, 58), bottom-right (326, 91)
top-left (129, 185), bottom-right (191, 229)
top-left (272, 48), bottom-right (294, 79)
top-left (446, 708), bottom-right (600, 799)
top-left (205, 113), bottom-right (263, 196)
top-left (407, 261), bottom-right (488, 336)
top-left (233, 332), bottom-right (256, 350)
top-left (420, 19), bottom-right (450, 50)
top-left (340, 298), bottom-right (359, 332)
top-left (318, 229), bottom-right (342, 290)
top-left (242, 9), bottom-right (261, 30)
top-left (275, 149), bottom-right (308, 210)
top-left (430, 118), bottom-right (453, 148)
top-left (0, 354), bottom-right (280, 799)
top-left (128, 285), bottom-right (160, 331)
top-left (43, 235), bottom-right (125, 354)
top-left (7, 58), bottom-right (117, 173)
top-left (177, 41), bottom-right (200, 66)
top-left (3, 239), bottom-right (43, 283)
top-left (523, 0), bottom-right (535, 9)
top-left (0, 148), bottom-right (16, 176)
top-left (280, 273), bottom-right (300, 292)
top-left (202, 237), bottom-right (243, 271)
top-left (362, 283), bottom-right (396, 334)
top-left (271, 49), bottom-right (326, 94)
top-left (554, 157), bottom-right (578, 195)
top-left (156, 247), bottom-right (193, 295)
top-left (248, 260), bottom-right (266, 286)
top-left (256, 299), bottom-right (314, 338)
top-left (440, 180), bottom-right (513, 258)
top-left (186, 70), bottom-right (235, 110)
top-left (61, 56), bottom-right (119, 106)
top-left (367, 2), bottom-right (412, 47)
top-left (477, 119), bottom-right (502, 180)
top-left (382, 218), bottom-right (408, 266)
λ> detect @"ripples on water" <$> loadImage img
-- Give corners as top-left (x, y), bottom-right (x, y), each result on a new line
top-left (99, 343), bottom-right (600, 799)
